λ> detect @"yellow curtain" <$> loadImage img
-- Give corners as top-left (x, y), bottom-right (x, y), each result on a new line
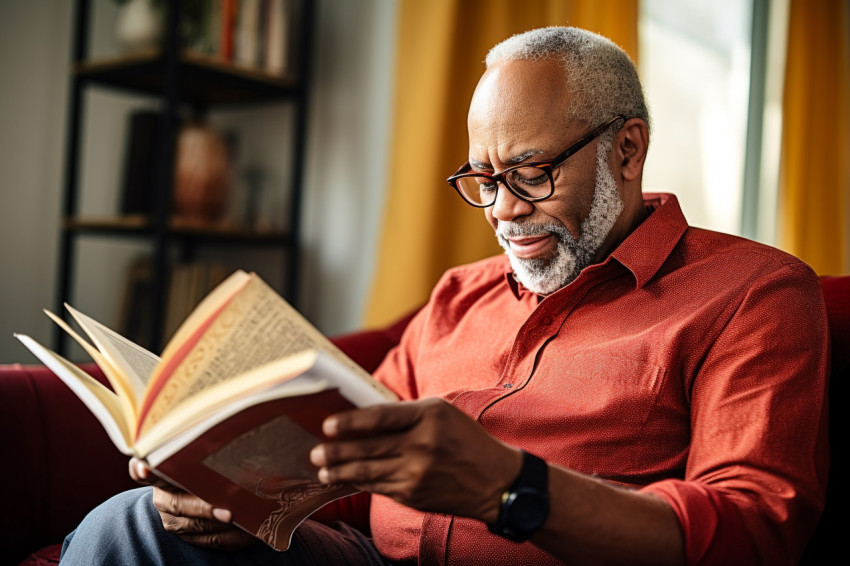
top-left (778, 0), bottom-right (850, 275)
top-left (365, 0), bottom-right (639, 327)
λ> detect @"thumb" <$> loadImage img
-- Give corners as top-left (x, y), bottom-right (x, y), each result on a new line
top-left (128, 458), bottom-right (173, 490)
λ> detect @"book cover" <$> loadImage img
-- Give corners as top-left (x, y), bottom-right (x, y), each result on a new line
top-left (265, 0), bottom-right (288, 75)
top-left (15, 270), bottom-right (398, 550)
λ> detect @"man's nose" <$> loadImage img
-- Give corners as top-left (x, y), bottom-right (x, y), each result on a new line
top-left (490, 182), bottom-right (534, 222)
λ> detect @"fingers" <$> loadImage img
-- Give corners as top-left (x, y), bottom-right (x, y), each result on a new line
top-left (129, 458), bottom-right (151, 484)
top-left (161, 511), bottom-right (234, 535)
top-left (313, 399), bottom-right (451, 470)
top-left (311, 400), bottom-right (452, 488)
top-left (322, 400), bottom-right (428, 438)
top-left (129, 459), bottom-right (176, 491)
top-left (316, 454), bottom-right (410, 492)
top-left (152, 486), bottom-right (230, 522)
top-left (312, 401), bottom-right (436, 483)
top-left (312, 430), bottom-right (405, 466)
top-left (151, 486), bottom-right (253, 550)
top-left (311, 439), bottom-right (409, 487)
top-left (309, 398), bottom-right (523, 520)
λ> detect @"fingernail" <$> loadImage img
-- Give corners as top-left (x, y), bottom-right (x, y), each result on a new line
top-left (134, 461), bottom-right (148, 479)
top-left (323, 416), bottom-right (338, 437)
top-left (213, 508), bottom-right (232, 522)
top-left (310, 445), bottom-right (326, 466)
top-left (317, 467), bottom-right (330, 484)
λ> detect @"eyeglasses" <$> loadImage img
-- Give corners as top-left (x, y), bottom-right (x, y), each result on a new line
top-left (446, 115), bottom-right (626, 208)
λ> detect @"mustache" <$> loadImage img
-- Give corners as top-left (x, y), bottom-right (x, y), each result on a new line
top-left (496, 220), bottom-right (571, 241)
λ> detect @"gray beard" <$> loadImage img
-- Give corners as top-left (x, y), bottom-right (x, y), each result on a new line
top-left (496, 139), bottom-right (623, 295)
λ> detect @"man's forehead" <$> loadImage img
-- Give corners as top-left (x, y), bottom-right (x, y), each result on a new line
top-left (470, 59), bottom-right (568, 111)
top-left (469, 149), bottom-right (545, 171)
top-left (467, 59), bottom-right (572, 161)
top-left (467, 95), bottom-right (574, 166)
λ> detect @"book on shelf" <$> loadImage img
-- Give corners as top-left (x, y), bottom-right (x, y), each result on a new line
top-left (187, 0), bottom-right (290, 75)
top-left (15, 270), bottom-right (398, 551)
top-left (264, 0), bottom-right (289, 75)
top-left (164, 261), bottom-right (230, 341)
top-left (219, 0), bottom-right (237, 60)
top-left (234, 0), bottom-right (260, 68)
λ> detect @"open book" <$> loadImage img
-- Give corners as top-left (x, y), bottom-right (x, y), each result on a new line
top-left (15, 270), bottom-right (397, 551)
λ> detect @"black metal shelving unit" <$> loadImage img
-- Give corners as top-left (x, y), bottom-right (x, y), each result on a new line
top-left (55, 0), bottom-right (314, 354)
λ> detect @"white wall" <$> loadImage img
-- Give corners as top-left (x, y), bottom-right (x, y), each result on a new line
top-left (0, 1), bottom-right (71, 363)
top-left (299, 0), bottom-right (397, 335)
top-left (0, 0), bottom-right (398, 363)
top-left (639, 0), bottom-right (753, 235)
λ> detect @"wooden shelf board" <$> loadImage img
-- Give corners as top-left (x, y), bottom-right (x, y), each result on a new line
top-left (64, 216), bottom-right (291, 245)
top-left (74, 50), bottom-right (299, 105)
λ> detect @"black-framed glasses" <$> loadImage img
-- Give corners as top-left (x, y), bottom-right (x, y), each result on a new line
top-left (446, 115), bottom-right (626, 208)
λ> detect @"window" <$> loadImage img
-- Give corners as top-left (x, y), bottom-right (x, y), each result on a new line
top-left (640, 0), bottom-right (763, 237)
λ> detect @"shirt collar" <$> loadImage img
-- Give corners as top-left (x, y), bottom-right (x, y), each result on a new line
top-left (503, 192), bottom-right (689, 298)
top-left (609, 192), bottom-right (688, 288)
top-left (504, 268), bottom-right (528, 301)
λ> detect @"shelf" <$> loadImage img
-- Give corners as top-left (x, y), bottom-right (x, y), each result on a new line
top-left (64, 215), bottom-right (292, 246)
top-left (74, 50), bottom-right (299, 105)
top-left (55, 0), bottom-right (313, 353)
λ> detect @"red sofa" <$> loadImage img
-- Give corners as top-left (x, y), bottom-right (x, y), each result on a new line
top-left (2, 277), bottom-right (847, 566)
top-left (1, 312), bottom-right (413, 566)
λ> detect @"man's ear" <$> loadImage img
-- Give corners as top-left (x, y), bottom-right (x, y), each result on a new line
top-left (616, 118), bottom-right (649, 182)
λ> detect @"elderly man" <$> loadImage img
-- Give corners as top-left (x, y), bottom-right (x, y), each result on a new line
top-left (60, 27), bottom-right (828, 566)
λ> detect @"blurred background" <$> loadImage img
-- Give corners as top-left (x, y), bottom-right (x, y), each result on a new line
top-left (1, 0), bottom-right (847, 363)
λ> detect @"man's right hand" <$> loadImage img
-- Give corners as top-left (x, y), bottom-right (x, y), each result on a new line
top-left (129, 458), bottom-right (258, 551)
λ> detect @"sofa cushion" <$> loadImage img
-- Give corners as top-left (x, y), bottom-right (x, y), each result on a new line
top-left (0, 364), bottom-right (137, 566)
top-left (18, 544), bottom-right (62, 566)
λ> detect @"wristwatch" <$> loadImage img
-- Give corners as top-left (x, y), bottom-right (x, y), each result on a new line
top-left (488, 450), bottom-right (550, 542)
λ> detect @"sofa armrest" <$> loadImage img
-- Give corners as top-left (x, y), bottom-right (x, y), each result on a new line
top-left (0, 363), bottom-right (137, 565)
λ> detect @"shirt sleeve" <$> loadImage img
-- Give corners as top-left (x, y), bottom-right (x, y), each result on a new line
top-left (642, 262), bottom-right (830, 565)
top-left (371, 300), bottom-right (430, 401)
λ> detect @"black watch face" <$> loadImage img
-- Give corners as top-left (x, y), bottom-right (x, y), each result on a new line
top-left (508, 489), bottom-right (549, 532)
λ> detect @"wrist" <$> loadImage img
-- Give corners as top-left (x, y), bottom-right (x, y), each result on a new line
top-left (487, 450), bottom-right (550, 542)
top-left (480, 448), bottom-right (524, 524)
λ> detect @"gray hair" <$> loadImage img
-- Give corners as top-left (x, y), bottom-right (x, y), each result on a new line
top-left (485, 27), bottom-right (650, 134)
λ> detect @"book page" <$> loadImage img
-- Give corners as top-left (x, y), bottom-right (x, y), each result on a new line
top-left (137, 350), bottom-right (325, 456)
top-left (139, 351), bottom-right (396, 458)
top-left (138, 274), bottom-right (382, 437)
top-left (160, 269), bottom-right (251, 361)
top-left (65, 304), bottom-right (159, 403)
top-left (15, 334), bottom-right (133, 455)
top-left (44, 309), bottom-right (139, 426)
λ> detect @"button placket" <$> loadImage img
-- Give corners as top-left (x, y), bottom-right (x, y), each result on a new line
top-left (489, 277), bottom-right (605, 403)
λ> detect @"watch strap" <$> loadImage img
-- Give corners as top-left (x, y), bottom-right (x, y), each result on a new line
top-left (488, 450), bottom-right (550, 542)
top-left (515, 450), bottom-right (547, 492)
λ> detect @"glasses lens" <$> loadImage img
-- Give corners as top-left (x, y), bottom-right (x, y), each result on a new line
top-left (452, 166), bottom-right (553, 207)
top-left (455, 175), bottom-right (499, 206)
top-left (505, 166), bottom-right (553, 200)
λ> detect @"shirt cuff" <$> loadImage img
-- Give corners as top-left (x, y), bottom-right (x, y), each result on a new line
top-left (641, 479), bottom-right (758, 566)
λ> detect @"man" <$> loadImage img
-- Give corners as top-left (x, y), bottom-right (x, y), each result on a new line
top-left (60, 27), bottom-right (828, 566)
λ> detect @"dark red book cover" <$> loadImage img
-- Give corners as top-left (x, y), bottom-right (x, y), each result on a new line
top-left (150, 388), bottom-right (360, 550)
top-left (219, 0), bottom-right (236, 60)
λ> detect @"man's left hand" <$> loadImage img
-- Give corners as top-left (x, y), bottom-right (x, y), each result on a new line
top-left (309, 398), bottom-right (523, 523)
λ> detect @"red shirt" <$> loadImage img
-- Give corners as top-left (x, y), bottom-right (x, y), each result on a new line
top-left (370, 193), bottom-right (829, 565)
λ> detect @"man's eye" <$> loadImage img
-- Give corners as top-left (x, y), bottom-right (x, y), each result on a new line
top-left (477, 179), bottom-right (497, 193)
top-left (512, 169), bottom-right (548, 186)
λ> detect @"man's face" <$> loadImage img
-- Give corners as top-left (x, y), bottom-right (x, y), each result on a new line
top-left (467, 59), bottom-right (624, 294)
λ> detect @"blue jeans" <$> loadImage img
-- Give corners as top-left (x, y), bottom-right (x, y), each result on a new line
top-left (59, 488), bottom-right (403, 566)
